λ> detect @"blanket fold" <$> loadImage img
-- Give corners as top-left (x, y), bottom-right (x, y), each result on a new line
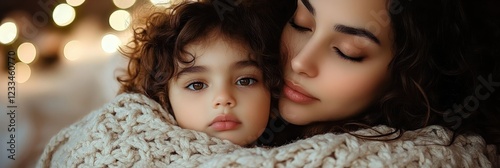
top-left (37, 93), bottom-right (496, 167)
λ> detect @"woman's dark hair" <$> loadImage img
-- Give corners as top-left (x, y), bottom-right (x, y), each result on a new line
top-left (270, 0), bottom-right (500, 149)
top-left (380, 0), bottom-right (500, 148)
top-left (118, 0), bottom-right (285, 116)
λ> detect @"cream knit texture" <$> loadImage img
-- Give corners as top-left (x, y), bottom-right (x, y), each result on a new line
top-left (37, 93), bottom-right (497, 167)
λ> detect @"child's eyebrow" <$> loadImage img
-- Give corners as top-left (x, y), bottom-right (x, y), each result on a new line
top-left (174, 59), bottom-right (259, 79)
top-left (176, 66), bottom-right (207, 78)
top-left (232, 60), bottom-right (259, 69)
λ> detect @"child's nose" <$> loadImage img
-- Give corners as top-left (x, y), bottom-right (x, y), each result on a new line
top-left (213, 88), bottom-right (236, 108)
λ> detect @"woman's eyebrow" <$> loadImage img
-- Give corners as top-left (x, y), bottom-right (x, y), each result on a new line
top-left (334, 24), bottom-right (381, 45)
top-left (300, 0), bottom-right (381, 45)
top-left (301, 0), bottom-right (315, 15)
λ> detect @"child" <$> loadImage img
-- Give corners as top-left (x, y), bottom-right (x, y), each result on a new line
top-left (117, 0), bottom-right (283, 146)
top-left (37, 0), bottom-right (284, 166)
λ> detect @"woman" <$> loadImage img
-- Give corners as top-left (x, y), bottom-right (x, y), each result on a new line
top-left (234, 0), bottom-right (499, 166)
top-left (270, 0), bottom-right (497, 164)
top-left (38, 0), bottom-right (499, 167)
top-left (265, 0), bottom-right (500, 148)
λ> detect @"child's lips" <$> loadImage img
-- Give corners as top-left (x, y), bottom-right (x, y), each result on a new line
top-left (209, 114), bottom-right (241, 131)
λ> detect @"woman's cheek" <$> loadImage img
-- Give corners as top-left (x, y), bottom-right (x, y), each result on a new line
top-left (317, 69), bottom-right (377, 115)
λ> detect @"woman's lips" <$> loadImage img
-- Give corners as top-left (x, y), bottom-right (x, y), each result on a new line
top-left (283, 80), bottom-right (318, 104)
top-left (209, 114), bottom-right (241, 131)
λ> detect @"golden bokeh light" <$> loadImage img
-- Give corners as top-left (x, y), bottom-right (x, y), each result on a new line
top-left (0, 22), bottom-right (18, 44)
top-left (64, 40), bottom-right (83, 61)
top-left (101, 34), bottom-right (121, 53)
top-left (53, 4), bottom-right (76, 26)
top-left (113, 0), bottom-right (136, 9)
top-left (66, 0), bottom-right (85, 7)
top-left (17, 42), bottom-right (37, 64)
top-left (150, 0), bottom-right (172, 6)
top-left (109, 10), bottom-right (131, 31)
top-left (14, 62), bottom-right (32, 84)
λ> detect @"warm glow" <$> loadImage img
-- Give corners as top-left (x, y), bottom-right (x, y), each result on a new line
top-left (64, 40), bottom-right (83, 61)
top-left (66, 0), bottom-right (85, 7)
top-left (53, 3), bottom-right (76, 26)
top-left (0, 22), bottom-right (18, 44)
top-left (17, 42), bottom-right (37, 64)
top-left (109, 10), bottom-right (131, 31)
top-left (150, 0), bottom-right (171, 6)
top-left (113, 0), bottom-right (136, 9)
top-left (101, 34), bottom-right (121, 53)
top-left (15, 62), bottom-right (31, 83)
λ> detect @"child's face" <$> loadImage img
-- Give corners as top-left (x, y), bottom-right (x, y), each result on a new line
top-left (279, 0), bottom-right (394, 125)
top-left (168, 37), bottom-right (270, 146)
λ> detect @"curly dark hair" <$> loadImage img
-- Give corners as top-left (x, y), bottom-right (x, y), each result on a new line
top-left (117, 0), bottom-right (285, 116)
top-left (269, 0), bottom-right (500, 149)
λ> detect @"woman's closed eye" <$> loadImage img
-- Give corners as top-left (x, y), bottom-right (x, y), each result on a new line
top-left (333, 47), bottom-right (364, 63)
top-left (236, 78), bottom-right (257, 86)
top-left (186, 82), bottom-right (207, 91)
top-left (289, 19), bottom-right (311, 32)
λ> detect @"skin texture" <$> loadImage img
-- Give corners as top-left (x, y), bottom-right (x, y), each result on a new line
top-left (279, 0), bottom-right (395, 125)
top-left (168, 35), bottom-right (270, 146)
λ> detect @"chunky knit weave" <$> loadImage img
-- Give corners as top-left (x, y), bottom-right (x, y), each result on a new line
top-left (37, 93), bottom-right (497, 167)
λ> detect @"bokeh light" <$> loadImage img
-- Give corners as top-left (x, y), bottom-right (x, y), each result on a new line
top-left (64, 40), bottom-right (83, 61)
top-left (150, 0), bottom-right (171, 6)
top-left (0, 22), bottom-right (18, 44)
top-left (113, 0), bottom-right (136, 9)
top-left (17, 42), bottom-right (37, 64)
top-left (15, 62), bottom-right (31, 83)
top-left (109, 10), bottom-right (131, 31)
top-left (53, 3), bottom-right (76, 27)
top-left (101, 34), bottom-right (121, 53)
top-left (66, 0), bottom-right (85, 7)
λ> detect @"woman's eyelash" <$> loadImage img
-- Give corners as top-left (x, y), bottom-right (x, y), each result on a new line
top-left (333, 48), bottom-right (364, 62)
top-left (289, 19), bottom-right (311, 32)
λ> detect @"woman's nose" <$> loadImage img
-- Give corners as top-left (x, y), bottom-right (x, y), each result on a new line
top-left (212, 87), bottom-right (236, 109)
top-left (290, 39), bottom-right (320, 78)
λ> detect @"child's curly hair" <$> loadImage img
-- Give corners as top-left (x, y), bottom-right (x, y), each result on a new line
top-left (118, 0), bottom-right (284, 115)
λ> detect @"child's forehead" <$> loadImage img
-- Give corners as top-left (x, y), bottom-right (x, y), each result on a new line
top-left (191, 30), bottom-right (248, 47)
top-left (174, 37), bottom-right (260, 75)
top-left (185, 32), bottom-right (252, 55)
top-left (184, 41), bottom-right (253, 59)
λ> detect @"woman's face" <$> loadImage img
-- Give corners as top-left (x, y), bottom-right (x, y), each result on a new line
top-left (280, 0), bottom-right (394, 125)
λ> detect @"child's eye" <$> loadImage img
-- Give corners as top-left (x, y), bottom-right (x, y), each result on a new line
top-left (289, 19), bottom-right (312, 32)
top-left (186, 82), bottom-right (207, 91)
top-left (236, 78), bottom-right (257, 86)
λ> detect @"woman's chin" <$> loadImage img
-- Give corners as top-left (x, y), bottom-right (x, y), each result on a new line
top-left (279, 104), bottom-right (312, 125)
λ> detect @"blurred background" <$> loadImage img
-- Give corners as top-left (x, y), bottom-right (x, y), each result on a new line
top-left (0, 0), bottom-right (171, 167)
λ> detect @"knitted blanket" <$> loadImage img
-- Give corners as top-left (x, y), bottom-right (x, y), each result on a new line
top-left (37, 93), bottom-right (497, 167)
